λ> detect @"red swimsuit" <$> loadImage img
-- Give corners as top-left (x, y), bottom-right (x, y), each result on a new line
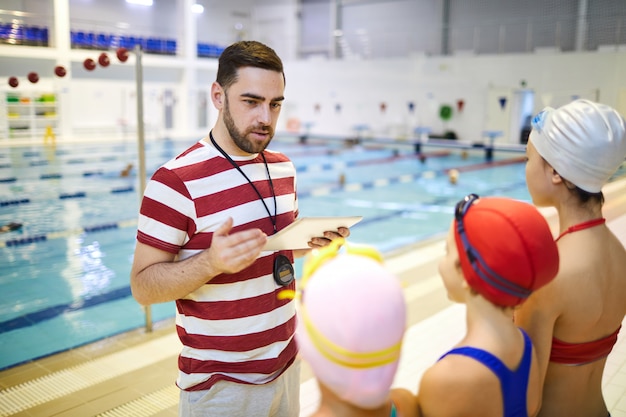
top-left (551, 218), bottom-right (620, 365)
top-left (550, 325), bottom-right (621, 365)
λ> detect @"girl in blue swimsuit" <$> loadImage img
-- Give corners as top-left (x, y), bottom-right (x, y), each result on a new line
top-left (417, 196), bottom-right (560, 417)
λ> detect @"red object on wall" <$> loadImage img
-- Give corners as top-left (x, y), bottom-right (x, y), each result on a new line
top-left (83, 58), bottom-right (97, 71)
top-left (54, 65), bottom-right (67, 77)
top-left (457, 99), bottom-right (465, 112)
top-left (98, 52), bottom-right (110, 67)
top-left (380, 102), bottom-right (387, 113)
top-left (116, 47), bottom-right (129, 62)
top-left (8, 76), bottom-right (18, 88)
top-left (28, 72), bottom-right (39, 83)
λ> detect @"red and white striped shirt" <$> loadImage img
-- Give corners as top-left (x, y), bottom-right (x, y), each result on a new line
top-left (136, 139), bottom-right (299, 391)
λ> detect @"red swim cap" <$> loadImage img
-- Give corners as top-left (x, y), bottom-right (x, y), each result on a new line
top-left (453, 196), bottom-right (559, 307)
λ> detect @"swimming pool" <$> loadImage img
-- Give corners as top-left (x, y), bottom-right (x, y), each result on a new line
top-left (0, 136), bottom-right (617, 370)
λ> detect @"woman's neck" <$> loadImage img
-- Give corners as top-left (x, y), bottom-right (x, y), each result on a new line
top-left (555, 200), bottom-right (603, 237)
top-left (463, 295), bottom-right (516, 344)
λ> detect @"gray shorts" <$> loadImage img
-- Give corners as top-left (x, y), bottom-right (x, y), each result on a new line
top-left (179, 360), bottom-right (301, 417)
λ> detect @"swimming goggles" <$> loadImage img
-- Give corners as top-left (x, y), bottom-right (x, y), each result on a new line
top-left (531, 108), bottom-right (550, 133)
top-left (455, 194), bottom-right (531, 299)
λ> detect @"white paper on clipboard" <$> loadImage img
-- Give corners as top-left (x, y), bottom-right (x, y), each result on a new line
top-left (263, 216), bottom-right (363, 251)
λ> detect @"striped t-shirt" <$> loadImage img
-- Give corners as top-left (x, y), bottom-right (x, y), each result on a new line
top-left (136, 139), bottom-right (299, 391)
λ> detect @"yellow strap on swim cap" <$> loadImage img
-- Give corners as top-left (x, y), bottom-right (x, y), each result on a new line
top-left (301, 303), bottom-right (402, 369)
top-left (301, 238), bottom-right (346, 287)
top-left (277, 289), bottom-right (297, 300)
top-left (301, 238), bottom-right (384, 286)
top-left (284, 238), bottom-right (400, 368)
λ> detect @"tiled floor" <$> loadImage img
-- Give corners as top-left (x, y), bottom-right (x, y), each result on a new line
top-left (2, 179), bottom-right (626, 417)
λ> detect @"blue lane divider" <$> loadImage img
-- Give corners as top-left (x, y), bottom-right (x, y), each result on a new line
top-left (0, 164), bottom-right (11, 169)
top-left (298, 170), bottom-right (426, 198)
top-left (0, 177), bottom-right (17, 183)
top-left (0, 219), bottom-right (138, 248)
top-left (40, 173), bottom-right (62, 180)
top-left (83, 223), bottom-right (118, 233)
top-left (0, 285), bottom-right (132, 334)
top-left (5, 234), bottom-right (47, 247)
top-left (0, 198), bottom-right (30, 207)
top-left (82, 170), bottom-right (104, 177)
top-left (111, 186), bottom-right (134, 193)
top-left (0, 185), bottom-right (136, 207)
top-left (356, 210), bottom-right (412, 225)
top-left (295, 151), bottom-right (439, 173)
top-left (1, 162), bottom-right (159, 184)
top-left (59, 192), bottom-right (87, 199)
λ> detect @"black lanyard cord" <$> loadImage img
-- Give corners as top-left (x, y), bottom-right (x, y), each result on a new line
top-left (209, 131), bottom-right (278, 233)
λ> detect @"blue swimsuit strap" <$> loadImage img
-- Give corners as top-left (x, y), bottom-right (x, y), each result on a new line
top-left (438, 329), bottom-right (532, 417)
top-left (390, 401), bottom-right (397, 417)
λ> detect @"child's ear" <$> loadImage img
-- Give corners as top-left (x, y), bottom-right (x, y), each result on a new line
top-left (461, 277), bottom-right (471, 290)
top-left (551, 168), bottom-right (563, 185)
top-left (454, 259), bottom-right (471, 289)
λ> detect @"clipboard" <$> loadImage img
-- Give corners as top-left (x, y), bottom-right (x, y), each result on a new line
top-left (264, 216), bottom-right (363, 250)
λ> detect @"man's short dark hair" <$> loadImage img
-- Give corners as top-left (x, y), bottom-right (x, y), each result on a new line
top-left (216, 40), bottom-right (285, 90)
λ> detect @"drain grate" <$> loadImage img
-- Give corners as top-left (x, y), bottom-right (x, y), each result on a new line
top-left (97, 385), bottom-right (179, 417)
top-left (0, 333), bottom-right (179, 416)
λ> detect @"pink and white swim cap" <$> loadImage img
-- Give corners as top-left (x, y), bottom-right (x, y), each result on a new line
top-left (295, 239), bottom-right (407, 409)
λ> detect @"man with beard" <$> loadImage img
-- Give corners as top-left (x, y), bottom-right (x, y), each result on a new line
top-left (130, 41), bottom-right (349, 416)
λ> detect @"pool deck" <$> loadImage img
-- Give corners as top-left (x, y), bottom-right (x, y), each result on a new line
top-left (1, 179), bottom-right (626, 417)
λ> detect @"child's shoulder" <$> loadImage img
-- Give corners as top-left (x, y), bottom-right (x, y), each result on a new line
top-left (417, 352), bottom-right (498, 415)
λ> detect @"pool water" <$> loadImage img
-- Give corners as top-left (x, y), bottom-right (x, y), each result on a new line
top-left (1, 136), bottom-right (621, 370)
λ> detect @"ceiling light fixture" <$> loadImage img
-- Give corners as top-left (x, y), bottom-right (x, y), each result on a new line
top-left (126, 0), bottom-right (153, 6)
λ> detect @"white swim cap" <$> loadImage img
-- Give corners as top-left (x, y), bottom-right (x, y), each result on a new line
top-left (529, 99), bottom-right (626, 193)
top-left (294, 240), bottom-right (406, 409)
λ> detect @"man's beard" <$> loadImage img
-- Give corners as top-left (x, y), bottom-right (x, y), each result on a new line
top-left (224, 96), bottom-right (274, 154)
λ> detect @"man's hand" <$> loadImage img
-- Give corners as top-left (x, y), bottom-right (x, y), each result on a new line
top-left (130, 217), bottom-right (268, 305)
top-left (307, 226), bottom-right (351, 249)
top-left (207, 217), bottom-right (268, 274)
